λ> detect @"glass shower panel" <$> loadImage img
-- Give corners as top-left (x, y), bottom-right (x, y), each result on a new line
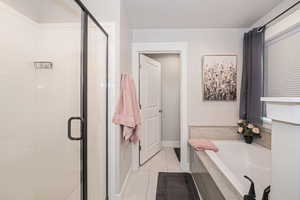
top-left (0, 1), bottom-right (83, 200)
top-left (87, 17), bottom-right (108, 200)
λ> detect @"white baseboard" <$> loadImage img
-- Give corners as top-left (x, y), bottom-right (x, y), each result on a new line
top-left (162, 140), bottom-right (180, 148)
top-left (111, 167), bottom-right (132, 200)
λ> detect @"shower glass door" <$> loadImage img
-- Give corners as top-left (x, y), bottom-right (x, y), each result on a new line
top-left (87, 16), bottom-right (108, 200)
top-left (0, 1), bottom-right (89, 199)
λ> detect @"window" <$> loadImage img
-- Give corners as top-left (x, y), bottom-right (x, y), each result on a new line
top-left (263, 24), bottom-right (300, 128)
top-left (264, 26), bottom-right (300, 97)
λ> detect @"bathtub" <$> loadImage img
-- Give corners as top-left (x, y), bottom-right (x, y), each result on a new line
top-left (205, 140), bottom-right (271, 199)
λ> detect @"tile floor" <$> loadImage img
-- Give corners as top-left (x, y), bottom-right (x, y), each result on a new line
top-left (122, 148), bottom-right (184, 200)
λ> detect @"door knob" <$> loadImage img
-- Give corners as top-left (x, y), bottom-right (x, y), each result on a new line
top-left (159, 110), bottom-right (163, 113)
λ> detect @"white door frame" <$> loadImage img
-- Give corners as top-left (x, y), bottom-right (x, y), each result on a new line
top-left (132, 42), bottom-right (189, 171)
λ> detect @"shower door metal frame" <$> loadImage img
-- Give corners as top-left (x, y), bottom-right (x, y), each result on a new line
top-left (71, 1), bottom-right (109, 200)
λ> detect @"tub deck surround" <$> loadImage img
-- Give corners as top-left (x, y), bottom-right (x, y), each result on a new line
top-left (189, 126), bottom-right (272, 150)
top-left (190, 140), bottom-right (271, 200)
top-left (262, 97), bottom-right (300, 200)
top-left (189, 126), bottom-right (240, 141)
top-left (253, 127), bottom-right (271, 149)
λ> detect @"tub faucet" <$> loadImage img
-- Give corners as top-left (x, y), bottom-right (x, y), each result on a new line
top-left (243, 176), bottom-right (256, 200)
top-left (262, 186), bottom-right (270, 200)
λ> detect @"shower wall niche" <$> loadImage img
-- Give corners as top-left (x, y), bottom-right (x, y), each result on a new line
top-left (0, 1), bottom-right (108, 200)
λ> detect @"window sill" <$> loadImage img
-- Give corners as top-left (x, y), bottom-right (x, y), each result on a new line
top-left (262, 117), bottom-right (272, 131)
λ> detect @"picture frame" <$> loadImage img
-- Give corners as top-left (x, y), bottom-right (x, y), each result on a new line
top-left (202, 55), bottom-right (237, 101)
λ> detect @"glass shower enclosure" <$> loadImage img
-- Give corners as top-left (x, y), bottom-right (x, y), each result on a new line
top-left (0, 0), bottom-right (108, 200)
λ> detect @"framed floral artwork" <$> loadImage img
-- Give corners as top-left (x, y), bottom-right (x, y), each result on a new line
top-left (203, 55), bottom-right (237, 101)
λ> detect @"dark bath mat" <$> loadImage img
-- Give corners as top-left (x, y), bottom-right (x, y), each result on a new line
top-left (174, 148), bottom-right (180, 162)
top-left (156, 172), bottom-right (200, 200)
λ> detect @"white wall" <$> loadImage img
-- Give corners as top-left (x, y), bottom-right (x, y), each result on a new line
top-left (118, 0), bottom-right (133, 196)
top-left (0, 4), bottom-right (40, 199)
top-left (0, 2), bottom-right (84, 200)
top-left (133, 29), bottom-right (245, 126)
top-left (120, 0), bottom-right (132, 74)
top-left (147, 54), bottom-right (181, 143)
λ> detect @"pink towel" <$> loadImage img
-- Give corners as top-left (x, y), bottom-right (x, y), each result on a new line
top-left (188, 139), bottom-right (219, 152)
top-left (113, 73), bottom-right (141, 143)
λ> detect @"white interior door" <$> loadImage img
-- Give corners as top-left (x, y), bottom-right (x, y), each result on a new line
top-left (139, 54), bottom-right (162, 165)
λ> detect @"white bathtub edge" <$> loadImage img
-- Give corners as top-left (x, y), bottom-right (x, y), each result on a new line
top-left (205, 140), bottom-right (271, 199)
top-left (206, 150), bottom-right (246, 197)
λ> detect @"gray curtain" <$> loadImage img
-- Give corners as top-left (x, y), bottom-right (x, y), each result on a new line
top-left (239, 28), bottom-right (265, 125)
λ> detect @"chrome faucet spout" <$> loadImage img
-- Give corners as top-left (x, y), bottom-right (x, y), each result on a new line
top-left (243, 176), bottom-right (256, 200)
top-left (262, 186), bottom-right (271, 200)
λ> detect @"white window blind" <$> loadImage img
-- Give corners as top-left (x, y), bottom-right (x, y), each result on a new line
top-left (265, 26), bottom-right (300, 97)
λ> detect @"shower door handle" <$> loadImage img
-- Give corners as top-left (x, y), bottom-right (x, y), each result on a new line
top-left (68, 117), bottom-right (84, 141)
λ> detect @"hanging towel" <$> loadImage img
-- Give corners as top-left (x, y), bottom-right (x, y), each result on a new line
top-left (113, 73), bottom-right (141, 143)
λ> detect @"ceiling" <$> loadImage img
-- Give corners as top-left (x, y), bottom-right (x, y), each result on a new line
top-left (125, 0), bottom-right (283, 29)
top-left (2, 0), bottom-right (81, 23)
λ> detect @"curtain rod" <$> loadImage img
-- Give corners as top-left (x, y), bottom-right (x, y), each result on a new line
top-left (259, 1), bottom-right (300, 31)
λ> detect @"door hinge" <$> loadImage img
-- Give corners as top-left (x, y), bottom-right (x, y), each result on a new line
top-left (139, 144), bottom-right (142, 151)
top-left (139, 104), bottom-right (142, 109)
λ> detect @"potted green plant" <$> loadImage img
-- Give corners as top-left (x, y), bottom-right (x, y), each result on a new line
top-left (237, 120), bottom-right (261, 144)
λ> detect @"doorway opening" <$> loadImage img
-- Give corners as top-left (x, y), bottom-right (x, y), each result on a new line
top-left (124, 42), bottom-right (189, 199)
top-left (131, 42), bottom-right (189, 172)
top-left (139, 53), bottom-right (181, 166)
